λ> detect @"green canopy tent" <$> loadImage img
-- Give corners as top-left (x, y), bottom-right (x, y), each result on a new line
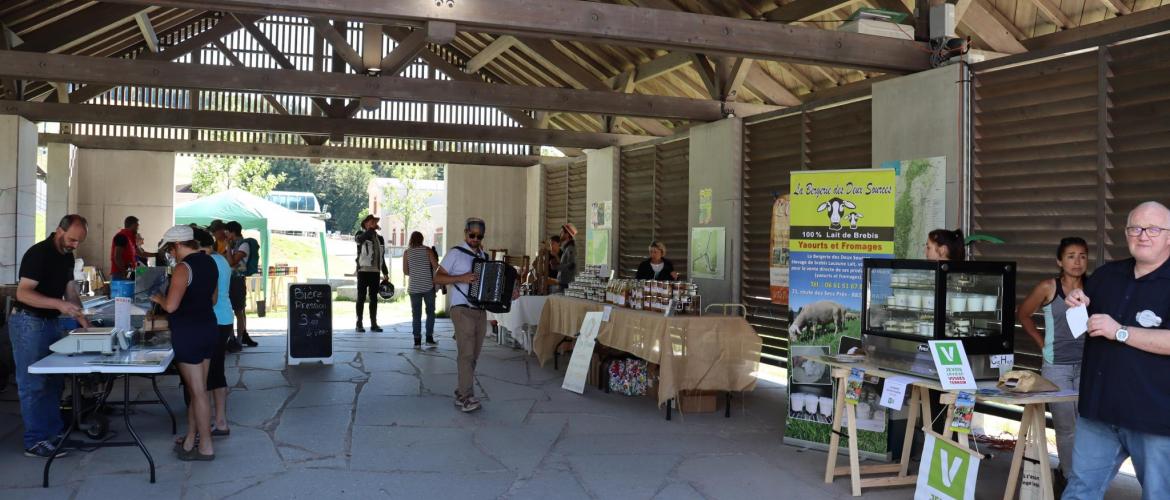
top-left (174, 189), bottom-right (330, 310)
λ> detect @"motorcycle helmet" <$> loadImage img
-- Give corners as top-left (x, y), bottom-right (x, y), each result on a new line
top-left (378, 280), bottom-right (396, 300)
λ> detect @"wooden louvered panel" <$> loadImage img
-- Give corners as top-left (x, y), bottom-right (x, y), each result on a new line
top-left (543, 163), bottom-right (569, 243)
top-left (656, 139), bottom-right (690, 276)
top-left (806, 100), bottom-right (872, 170)
top-left (741, 113), bottom-right (805, 366)
top-left (1105, 35), bottom-right (1170, 262)
top-left (568, 157), bottom-right (588, 272)
top-left (619, 146), bottom-right (655, 277)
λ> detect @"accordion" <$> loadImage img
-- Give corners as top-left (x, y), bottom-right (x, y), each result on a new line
top-left (468, 258), bottom-right (518, 313)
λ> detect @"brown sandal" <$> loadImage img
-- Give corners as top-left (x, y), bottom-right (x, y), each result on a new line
top-left (178, 446), bottom-right (215, 461)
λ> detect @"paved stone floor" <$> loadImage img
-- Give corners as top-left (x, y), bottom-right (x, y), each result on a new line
top-left (0, 318), bottom-right (1143, 499)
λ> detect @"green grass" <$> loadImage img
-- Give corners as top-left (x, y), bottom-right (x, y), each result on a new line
top-left (791, 318), bottom-right (861, 355)
top-left (785, 414), bottom-right (888, 454)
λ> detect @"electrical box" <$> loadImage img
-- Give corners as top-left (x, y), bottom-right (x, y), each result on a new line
top-left (929, 3), bottom-right (956, 39)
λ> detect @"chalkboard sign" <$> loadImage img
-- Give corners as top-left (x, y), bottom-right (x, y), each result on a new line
top-left (288, 284), bottom-right (333, 364)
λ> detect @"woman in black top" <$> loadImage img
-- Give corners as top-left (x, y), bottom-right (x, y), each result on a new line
top-left (635, 241), bottom-right (679, 281)
top-left (151, 225), bottom-right (219, 461)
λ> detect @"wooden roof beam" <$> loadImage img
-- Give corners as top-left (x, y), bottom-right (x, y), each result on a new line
top-left (5, 101), bottom-right (651, 149)
top-left (0, 50), bottom-right (769, 122)
top-left (15, 3), bottom-right (150, 54)
top-left (307, 17), bottom-right (366, 73)
top-left (105, 0), bottom-right (932, 73)
top-left (1027, 0), bottom-right (1074, 30)
top-left (1022, 4), bottom-right (1170, 51)
top-left (133, 12), bottom-right (160, 53)
top-left (40, 133), bottom-right (545, 168)
top-left (464, 35), bottom-right (518, 74)
top-left (765, 0), bottom-right (865, 22)
top-left (962, 0), bottom-right (1027, 54)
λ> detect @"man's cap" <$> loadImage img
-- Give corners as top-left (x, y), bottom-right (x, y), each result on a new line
top-left (465, 217), bottom-right (486, 232)
top-left (161, 225), bottom-right (194, 243)
top-left (561, 223), bottom-right (578, 237)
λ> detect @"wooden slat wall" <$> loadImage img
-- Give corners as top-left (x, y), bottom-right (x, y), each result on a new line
top-left (616, 138), bottom-right (690, 279)
top-left (973, 32), bottom-right (1170, 367)
top-left (742, 114), bottom-right (802, 366)
top-left (568, 156), bottom-right (588, 271)
top-left (656, 138), bottom-right (690, 275)
top-left (741, 97), bottom-right (873, 367)
top-left (544, 162), bottom-right (569, 242)
top-left (1106, 35), bottom-right (1170, 260)
top-left (618, 145), bottom-right (655, 277)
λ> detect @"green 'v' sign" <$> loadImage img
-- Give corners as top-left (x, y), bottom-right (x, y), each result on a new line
top-left (928, 438), bottom-right (971, 498)
top-left (934, 343), bottom-right (960, 366)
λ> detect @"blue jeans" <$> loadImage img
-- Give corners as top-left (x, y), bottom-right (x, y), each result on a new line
top-left (8, 311), bottom-right (73, 448)
top-left (1063, 416), bottom-right (1170, 500)
top-left (410, 290), bottom-right (436, 340)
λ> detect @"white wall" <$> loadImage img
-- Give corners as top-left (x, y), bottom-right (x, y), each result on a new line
top-left (688, 118), bottom-right (744, 304)
top-left (586, 147), bottom-right (619, 269)
top-left (872, 64), bottom-right (965, 228)
top-left (445, 164), bottom-right (528, 257)
top-left (74, 149), bottom-right (175, 274)
top-left (525, 164), bottom-right (544, 256)
top-left (0, 115), bottom-right (38, 283)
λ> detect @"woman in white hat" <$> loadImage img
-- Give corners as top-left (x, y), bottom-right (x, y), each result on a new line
top-left (151, 224), bottom-right (219, 461)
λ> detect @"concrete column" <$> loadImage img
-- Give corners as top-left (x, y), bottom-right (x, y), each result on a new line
top-left (525, 163), bottom-right (545, 256)
top-left (585, 147), bottom-right (619, 271)
top-left (45, 142), bottom-right (77, 236)
top-left (688, 118), bottom-right (744, 305)
top-left (872, 64), bottom-right (964, 231)
top-left (0, 115), bottom-right (38, 283)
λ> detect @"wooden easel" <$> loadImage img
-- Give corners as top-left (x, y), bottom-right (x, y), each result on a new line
top-left (824, 366), bottom-right (933, 496)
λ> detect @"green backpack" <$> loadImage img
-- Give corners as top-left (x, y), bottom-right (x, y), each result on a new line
top-left (242, 237), bottom-right (261, 277)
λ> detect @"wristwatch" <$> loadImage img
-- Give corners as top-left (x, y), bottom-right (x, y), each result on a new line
top-left (1116, 327), bottom-right (1130, 343)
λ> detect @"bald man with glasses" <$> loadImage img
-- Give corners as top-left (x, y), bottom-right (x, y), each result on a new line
top-left (1062, 201), bottom-right (1170, 499)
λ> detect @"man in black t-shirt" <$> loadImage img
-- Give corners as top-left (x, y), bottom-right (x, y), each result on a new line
top-left (9, 214), bottom-right (89, 459)
top-left (1064, 201), bottom-right (1170, 498)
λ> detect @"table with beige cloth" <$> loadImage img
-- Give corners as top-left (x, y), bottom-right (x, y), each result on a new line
top-left (535, 295), bottom-right (762, 407)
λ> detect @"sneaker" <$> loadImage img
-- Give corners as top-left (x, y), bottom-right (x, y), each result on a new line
top-left (24, 441), bottom-right (67, 458)
top-left (370, 325), bottom-right (383, 333)
top-left (413, 338), bottom-right (422, 349)
top-left (355, 322), bottom-right (365, 333)
top-left (425, 338), bottom-right (437, 346)
top-left (455, 396), bottom-right (481, 413)
top-left (242, 337), bottom-right (259, 347)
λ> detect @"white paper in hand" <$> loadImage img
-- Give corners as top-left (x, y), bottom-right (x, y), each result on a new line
top-left (1066, 305), bottom-right (1089, 339)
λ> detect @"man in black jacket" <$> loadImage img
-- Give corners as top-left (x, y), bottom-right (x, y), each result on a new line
top-left (354, 215), bottom-right (389, 332)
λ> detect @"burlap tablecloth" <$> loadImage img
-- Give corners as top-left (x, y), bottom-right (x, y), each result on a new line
top-left (535, 295), bottom-right (762, 406)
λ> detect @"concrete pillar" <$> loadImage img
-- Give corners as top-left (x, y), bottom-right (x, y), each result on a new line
top-left (688, 118), bottom-right (744, 305)
top-left (0, 115), bottom-right (38, 283)
top-left (872, 64), bottom-right (964, 233)
top-left (525, 163), bottom-right (544, 256)
top-left (585, 147), bottom-right (619, 271)
top-left (45, 142), bottom-right (76, 236)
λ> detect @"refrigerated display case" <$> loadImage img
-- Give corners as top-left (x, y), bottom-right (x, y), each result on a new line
top-left (861, 259), bottom-right (1015, 380)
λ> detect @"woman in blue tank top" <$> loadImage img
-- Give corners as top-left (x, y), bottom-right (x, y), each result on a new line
top-left (1017, 237), bottom-right (1089, 485)
top-left (151, 225), bottom-right (219, 461)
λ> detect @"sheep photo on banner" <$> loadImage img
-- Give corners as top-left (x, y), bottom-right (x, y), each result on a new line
top-left (784, 169), bottom-right (896, 455)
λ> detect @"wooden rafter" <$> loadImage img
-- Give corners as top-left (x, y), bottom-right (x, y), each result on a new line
top-left (40, 133), bottom-right (546, 168)
top-left (15, 3), bottom-right (149, 53)
top-left (1027, 0), bottom-right (1074, 30)
top-left (132, 12), bottom-right (160, 53)
top-left (4, 101), bottom-right (653, 149)
top-left (105, 0), bottom-right (932, 72)
top-left (464, 35), bottom-right (518, 74)
top-left (307, 17), bottom-right (365, 72)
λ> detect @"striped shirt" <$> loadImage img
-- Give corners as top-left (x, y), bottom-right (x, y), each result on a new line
top-left (406, 247), bottom-right (435, 294)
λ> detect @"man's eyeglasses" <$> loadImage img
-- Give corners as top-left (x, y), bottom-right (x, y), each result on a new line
top-left (468, 233), bottom-right (484, 240)
top-left (1125, 226), bottom-right (1170, 238)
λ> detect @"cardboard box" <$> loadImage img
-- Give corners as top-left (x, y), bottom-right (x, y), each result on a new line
top-left (678, 390), bottom-right (718, 413)
top-left (837, 19), bottom-right (915, 40)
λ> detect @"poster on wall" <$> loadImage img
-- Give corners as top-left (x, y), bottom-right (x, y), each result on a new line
top-left (590, 201), bottom-right (612, 229)
top-left (784, 168), bottom-right (896, 455)
top-left (769, 195), bottom-right (791, 305)
top-left (585, 228), bottom-right (609, 266)
top-left (881, 157), bottom-right (946, 259)
top-left (698, 188), bottom-right (713, 225)
top-left (689, 226), bottom-right (725, 280)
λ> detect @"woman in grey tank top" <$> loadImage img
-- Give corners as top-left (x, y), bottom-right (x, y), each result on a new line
top-left (1017, 237), bottom-right (1089, 485)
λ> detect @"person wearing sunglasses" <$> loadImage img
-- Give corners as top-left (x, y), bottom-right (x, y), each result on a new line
top-left (1063, 201), bottom-right (1170, 499)
top-left (434, 218), bottom-right (490, 413)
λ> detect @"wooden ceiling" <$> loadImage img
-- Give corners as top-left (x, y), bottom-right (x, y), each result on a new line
top-left (1, 0), bottom-right (1167, 141)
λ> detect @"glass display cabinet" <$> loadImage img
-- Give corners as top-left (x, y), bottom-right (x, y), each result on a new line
top-left (861, 259), bottom-right (1015, 380)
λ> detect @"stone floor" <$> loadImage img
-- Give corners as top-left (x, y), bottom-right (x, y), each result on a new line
top-left (0, 317), bottom-right (1144, 499)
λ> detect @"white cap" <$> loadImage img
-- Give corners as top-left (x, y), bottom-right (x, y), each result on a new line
top-left (161, 224), bottom-right (194, 243)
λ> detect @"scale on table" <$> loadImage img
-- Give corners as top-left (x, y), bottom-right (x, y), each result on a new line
top-left (50, 327), bottom-right (133, 355)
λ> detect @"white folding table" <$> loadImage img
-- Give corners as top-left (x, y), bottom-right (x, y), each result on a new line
top-left (488, 295), bottom-right (548, 352)
top-left (29, 349), bottom-right (175, 487)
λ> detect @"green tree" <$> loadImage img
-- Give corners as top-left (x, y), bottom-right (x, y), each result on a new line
top-left (269, 158), bottom-right (373, 234)
top-left (382, 164), bottom-right (439, 239)
top-left (190, 156), bottom-right (286, 197)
